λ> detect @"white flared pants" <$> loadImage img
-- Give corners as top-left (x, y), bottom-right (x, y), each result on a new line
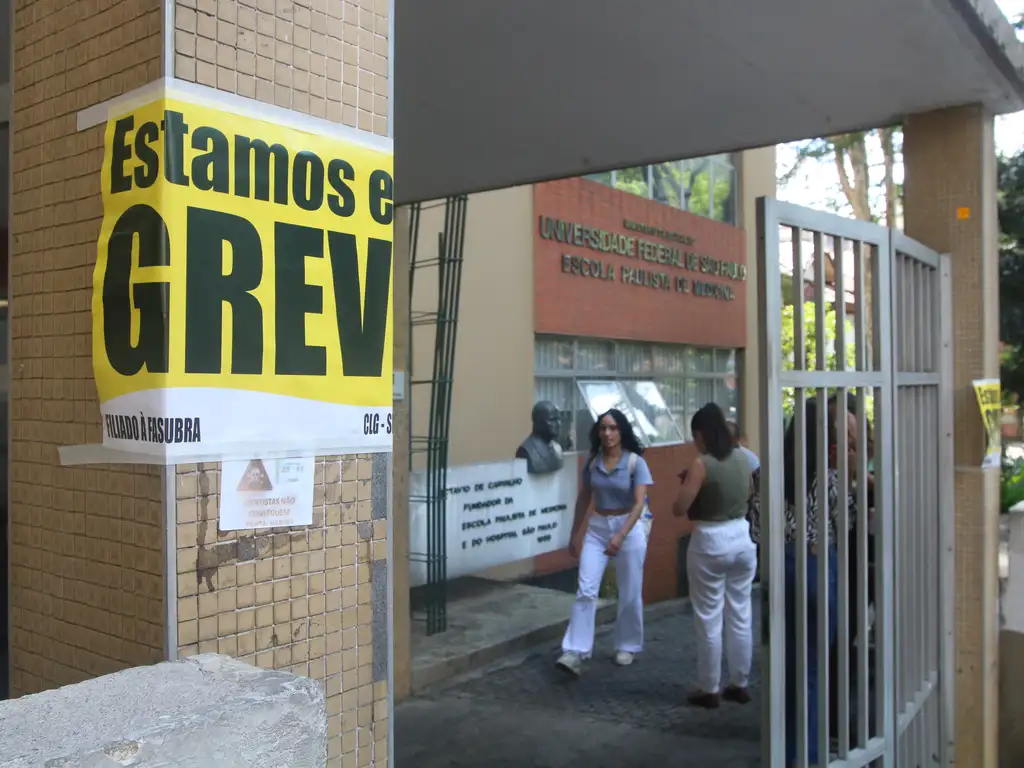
top-left (687, 517), bottom-right (757, 693)
top-left (562, 513), bottom-right (647, 657)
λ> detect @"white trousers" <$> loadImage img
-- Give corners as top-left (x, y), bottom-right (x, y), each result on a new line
top-left (562, 513), bottom-right (647, 657)
top-left (687, 518), bottom-right (757, 693)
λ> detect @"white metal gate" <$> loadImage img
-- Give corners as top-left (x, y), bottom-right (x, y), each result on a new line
top-left (757, 198), bottom-right (954, 768)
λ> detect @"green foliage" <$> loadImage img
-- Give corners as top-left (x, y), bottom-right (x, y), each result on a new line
top-left (601, 158), bottom-right (736, 222)
top-left (1001, 455), bottom-right (1024, 515)
top-left (780, 303), bottom-right (857, 416)
top-left (999, 150), bottom-right (1024, 401)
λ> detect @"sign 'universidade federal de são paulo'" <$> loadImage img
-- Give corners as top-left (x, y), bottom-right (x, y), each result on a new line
top-left (67, 91), bottom-right (394, 464)
top-left (538, 215), bottom-right (746, 301)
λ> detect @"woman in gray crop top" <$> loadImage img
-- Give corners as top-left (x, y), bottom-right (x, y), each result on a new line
top-left (555, 409), bottom-right (653, 678)
top-left (672, 403), bottom-right (757, 709)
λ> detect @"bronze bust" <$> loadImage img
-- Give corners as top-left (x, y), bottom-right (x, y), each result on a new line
top-left (516, 401), bottom-right (564, 475)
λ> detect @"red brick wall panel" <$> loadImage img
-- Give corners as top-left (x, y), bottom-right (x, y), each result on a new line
top-left (533, 179), bottom-right (748, 348)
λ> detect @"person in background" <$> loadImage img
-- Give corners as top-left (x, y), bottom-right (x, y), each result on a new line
top-left (557, 409), bottom-right (652, 677)
top-left (781, 398), bottom-right (861, 766)
top-left (727, 421), bottom-right (761, 545)
top-left (727, 421), bottom-right (760, 475)
top-left (673, 403), bottom-right (757, 709)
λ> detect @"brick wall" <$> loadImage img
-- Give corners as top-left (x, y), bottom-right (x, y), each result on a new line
top-left (534, 178), bottom-right (748, 348)
top-left (533, 443), bottom-right (700, 604)
top-left (530, 178), bottom-right (747, 604)
top-left (8, 0), bottom-right (165, 695)
top-left (173, 0), bottom-right (390, 136)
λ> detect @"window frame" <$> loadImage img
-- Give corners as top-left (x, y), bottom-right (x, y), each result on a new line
top-left (534, 335), bottom-right (741, 449)
top-left (585, 153), bottom-right (738, 225)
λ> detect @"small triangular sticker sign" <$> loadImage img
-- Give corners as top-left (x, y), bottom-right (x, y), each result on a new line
top-left (237, 459), bottom-right (274, 492)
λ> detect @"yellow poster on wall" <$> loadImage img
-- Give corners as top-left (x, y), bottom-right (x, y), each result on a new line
top-left (90, 93), bottom-right (393, 461)
top-left (973, 378), bottom-right (1002, 469)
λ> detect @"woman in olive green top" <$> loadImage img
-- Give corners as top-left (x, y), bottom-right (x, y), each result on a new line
top-left (673, 403), bottom-right (756, 709)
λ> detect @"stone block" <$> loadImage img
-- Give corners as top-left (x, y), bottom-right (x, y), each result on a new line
top-left (0, 654), bottom-right (326, 767)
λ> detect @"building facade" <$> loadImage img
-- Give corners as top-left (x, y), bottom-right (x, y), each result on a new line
top-left (398, 149), bottom-right (775, 683)
top-left (3, 0), bottom-right (1018, 766)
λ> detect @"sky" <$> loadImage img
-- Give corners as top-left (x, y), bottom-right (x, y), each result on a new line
top-left (778, 0), bottom-right (1024, 210)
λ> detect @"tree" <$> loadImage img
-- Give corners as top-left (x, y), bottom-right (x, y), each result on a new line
top-left (999, 149), bottom-right (1024, 401)
top-left (779, 129), bottom-right (901, 370)
top-left (779, 129), bottom-right (902, 225)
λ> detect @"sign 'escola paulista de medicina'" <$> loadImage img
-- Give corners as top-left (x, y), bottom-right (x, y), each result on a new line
top-left (62, 89), bottom-right (394, 464)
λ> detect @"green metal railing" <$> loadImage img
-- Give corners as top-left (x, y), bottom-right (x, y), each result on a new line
top-left (407, 196), bottom-right (468, 636)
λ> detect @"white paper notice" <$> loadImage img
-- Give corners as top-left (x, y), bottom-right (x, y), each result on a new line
top-left (219, 456), bottom-right (315, 531)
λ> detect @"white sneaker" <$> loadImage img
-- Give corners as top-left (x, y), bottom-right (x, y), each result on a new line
top-left (614, 651), bottom-right (634, 666)
top-left (556, 651), bottom-right (582, 676)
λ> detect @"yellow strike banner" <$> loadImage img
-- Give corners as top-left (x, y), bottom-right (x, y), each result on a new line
top-left (973, 378), bottom-right (1001, 469)
top-left (91, 93), bottom-right (393, 460)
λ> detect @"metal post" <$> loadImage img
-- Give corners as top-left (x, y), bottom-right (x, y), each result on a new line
top-left (937, 254), bottom-right (956, 766)
top-left (756, 197), bottom-right (787, 768)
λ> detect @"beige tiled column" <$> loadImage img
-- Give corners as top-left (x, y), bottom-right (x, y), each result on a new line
top-left (170, 0), bottom-right (394, 765)
top-left (9, 7), bottom-right (395, 763)
top-left (8, 0), bottom-right (166, 697)
top-left (738, 146), bottom-right (777, 455)
top-left (174, 455), bottom-right (391, 766)
top-left (391, 205), bottom-right (411, 701)
top-left (173, 0), bottom-right (389, 132)
top-left (903, 104), bottom-right (1001, 768)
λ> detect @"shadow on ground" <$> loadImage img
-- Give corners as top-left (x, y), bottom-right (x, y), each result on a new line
top-left (396, 599), bottom-right (762, 768)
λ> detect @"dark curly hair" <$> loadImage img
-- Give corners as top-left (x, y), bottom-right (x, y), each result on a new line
top-left (588, 409), bottom-right (644, 458)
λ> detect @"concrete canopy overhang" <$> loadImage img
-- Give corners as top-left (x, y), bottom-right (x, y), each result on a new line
top-left (394, 0), bottom-right (1024, 204)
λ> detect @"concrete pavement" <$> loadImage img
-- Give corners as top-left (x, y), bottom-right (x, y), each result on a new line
top-left (395, 599), bottom-right (762, 767)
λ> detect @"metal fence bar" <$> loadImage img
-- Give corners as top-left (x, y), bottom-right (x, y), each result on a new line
top-left (780, 371), bottom-right (886, 389)
top-left (835, 234), bottom-right (847, 373)
top-left (794, 386), bottom-right (809, 768)
top-left (855, 386), bottom-right (870, 751)
top-left (923, 263), bottom-right (937, 768)
top-left (895, 372), bottom-right (940, 386)
top-left (912, 258), bottom-right (937, 766)
top-left (836, 381), bottom-right (851, 759)
top-left (892, 229), bottom-right (943, 270)
top-left (896, 258), bottom-right (908, 755)
top-left (853, 240), bottom-right (865, 373)
top-left (833, 235), bottom-right (851, 759)
top-left (815, 386), bottom-right (830, 767)
top-left (756, 197), bottom-right (787, 768)
top-left (928, 383), bottom-right (941, 761)
top-left (757, 200), bottom-right (948, 768)
top-left (897, 256), bottom-right (905, 729)
top-left (813, 228), bottom-right (830, 766)
top-left (773, 199), bottom-right (899, 245)
top-left (894, 383), bottom-right (905, 716)
top-left (908, 259), bottom-right (917, 728)
top-left (936, 254), bottom-right (956, 767)
top-left (873, 235), bottom-right (897, 768)
top-left (852, 241), bottom-right (871, 754)
top-left (793, 228), bottom-right (805, 371)
top-left (411, 195), bottom-right (470, 636)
